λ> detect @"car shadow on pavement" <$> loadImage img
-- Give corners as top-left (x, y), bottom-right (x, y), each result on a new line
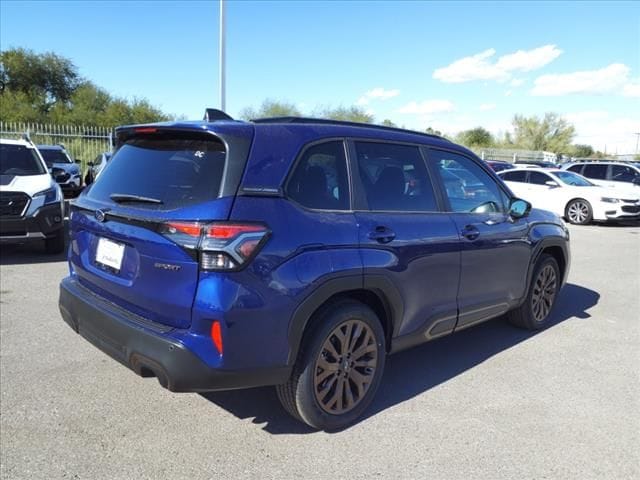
top-left (201, 282), bottom-right (599, 434)
top-left (0, 222), bottom-right (69, 265)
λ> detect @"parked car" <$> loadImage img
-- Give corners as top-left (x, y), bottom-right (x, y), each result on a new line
top-left (498, 168), bottom-right (640, 224)
top-left (84, 152), bottom-right (112, 186)
top-left (0, 137), bottom-right (65, 253)
top-left (514, 161), bottom-right (557, 169)
top-left (59, 112), bottom-right (570, 430)
top-left (485, 160), bottom-right (515, 172)
top-left (561, 161), bottom-right (640, 193)
top-left (37, 144), bottom-right (83, 197)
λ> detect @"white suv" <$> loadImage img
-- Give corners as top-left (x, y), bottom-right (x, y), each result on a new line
top-left (0, 137), bottom-right (65, 253)
top-left (562, 161), bottom-right (640, 193)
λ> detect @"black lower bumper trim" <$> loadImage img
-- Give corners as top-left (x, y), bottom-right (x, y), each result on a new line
top-left (59, 277), bottom-right (291, 392)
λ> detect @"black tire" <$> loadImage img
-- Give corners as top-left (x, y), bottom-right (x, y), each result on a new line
top-left (507, 254), bottom-right (560, 330)
top-left (565, 198), bottom-right (593, 225)
top-left (276, 300), bottom-right (386, 431)
top-left (44, 229), bottom-right (65, 254)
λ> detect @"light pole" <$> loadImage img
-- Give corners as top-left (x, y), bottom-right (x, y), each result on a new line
top-left (219, 0), bottom-right (226, 112)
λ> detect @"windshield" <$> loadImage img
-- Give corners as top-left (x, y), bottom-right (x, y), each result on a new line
top-left (0, 144), bottom-right (47, 176)
top-left (554, 171), bottom-right (594, 187)
top-left (39, 149), bottom-right (73, 166)
top-left (87, 133), bottom-right (226, 209)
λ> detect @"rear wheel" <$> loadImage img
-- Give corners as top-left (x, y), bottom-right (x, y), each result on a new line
top-left (44, 229), bottom-right (65, 254)
top-left (507, 254), bottom-right (560, 330)
top-left (565, 198), bottom-right (592, 225)
top-left (276, 300), bottom-right (386, 430)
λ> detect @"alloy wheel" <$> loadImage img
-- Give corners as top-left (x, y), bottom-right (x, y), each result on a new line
top-left (531, 264), bottom-right (557, 322)
top-left (567, 201), bottom-right (589, 224)
top-left (314, 319), bottom-right (378, 415)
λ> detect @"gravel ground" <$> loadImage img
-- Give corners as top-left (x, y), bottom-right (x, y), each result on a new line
top-left (1, 223), bottom-right (639, 479)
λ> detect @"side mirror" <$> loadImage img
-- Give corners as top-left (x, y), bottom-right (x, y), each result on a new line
top-left (633, 178), bottom-right (640, 186)
top-left (87, 162), bottom-right (94, 167)
top-left (545, 180), bottom-right (559, 188)
top-left (75, 159), bottom-right (82, 164)
top-left (48, 168), bottom-right (53, 175)
top-left (509, 198), bottom-right (531, 219)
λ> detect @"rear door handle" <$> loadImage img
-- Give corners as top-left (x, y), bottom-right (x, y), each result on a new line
top-left (461, 225), bottom-right (480, 241)
top-left (368, 226), bottom-right (396, 244)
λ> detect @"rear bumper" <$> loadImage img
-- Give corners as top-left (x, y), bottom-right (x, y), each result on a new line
top-left (0, 203), bottom-right (64, 243)
top-left (58, 277), bottom-right (291, 392)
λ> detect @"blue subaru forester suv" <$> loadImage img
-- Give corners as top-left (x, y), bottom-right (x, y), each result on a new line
top-left (59, 111), bottom-right (570, 430)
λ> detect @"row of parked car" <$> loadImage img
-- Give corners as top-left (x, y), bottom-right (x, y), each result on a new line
top-left (0, 136), bottom-right (111, 253)
top-left (482, 159), bottom-right (640, 224)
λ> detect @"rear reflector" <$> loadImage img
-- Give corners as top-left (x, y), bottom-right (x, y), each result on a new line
top-left (211, 321), bottom-right (223, 355)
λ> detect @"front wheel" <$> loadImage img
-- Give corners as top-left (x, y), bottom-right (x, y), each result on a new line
top-left (276, 300), bottom-right (386, 431)
top-left (507, 254), bottom-right (560, 330)
top-left (565, 198), bottom-right (592, 225)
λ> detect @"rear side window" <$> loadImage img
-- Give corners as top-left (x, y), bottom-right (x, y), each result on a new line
top-left (501, 171), bottom-right (527, 182)
top-left (567, 165), bottom-right (583, 174)
top-left (355, 142), bottom-right (437, 212)
top-left (610, 165), bottom-right (639, 182)
top-left (88, 133), bottom-right (226, 209)
top-left (0, 144), bottom-right (46, 176)
top-left (286, 141), bottom-right (349, 210)
top-left (583, 164), bottom-right (607, 180)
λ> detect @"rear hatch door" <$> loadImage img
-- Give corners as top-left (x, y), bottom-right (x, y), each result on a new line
top-left (69, 126), bottom-right (250, 329)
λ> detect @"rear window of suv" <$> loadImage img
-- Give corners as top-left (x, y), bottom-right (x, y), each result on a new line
top-left (87, 133), bottom-right (226, 209)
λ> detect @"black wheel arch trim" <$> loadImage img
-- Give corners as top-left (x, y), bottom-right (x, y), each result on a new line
top-left (286, 274), bottom-right (403, 364)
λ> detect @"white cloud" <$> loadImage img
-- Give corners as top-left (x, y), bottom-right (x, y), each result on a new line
top-left (565, 111), bottom-right (640, 154)
top-left (356, 87), bottom-right (400, 105)
top-left (479, 103), bottom-right (496, 111)
top-left (504, 90), bottom-right (513, 97)
top-left (433, 45), bottom-right (562, 84)
top-left (397, 100), bottom-right (455, 114)
top-left (531, 63), bottom-right (633, 96)
top-left (509, 78), bottom-right (525, 87)
top-left (623, 79), bottom-right (640, 97)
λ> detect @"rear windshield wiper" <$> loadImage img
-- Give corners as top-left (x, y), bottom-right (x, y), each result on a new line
top-left (110, 193), bottom-right (163, 204)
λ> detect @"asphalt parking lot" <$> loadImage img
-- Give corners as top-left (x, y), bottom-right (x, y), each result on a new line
top-left (1, 223), bottom-right (639, 479)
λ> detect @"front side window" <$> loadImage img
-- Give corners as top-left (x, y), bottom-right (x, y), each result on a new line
top-left (431, 150), bottom-right (506, 214)
top-left (610, 165), bottom-right (639, 183)
top-left (354, 141), bottom-right (437, 212)
top-left (528, 171), bottom-right (552, 185)
top-left (286, 141), bottom-right (349, 210)
top-left (0, 144), bottom-right (47, 176)
top-left (583, 164), bottom-right (607, 180)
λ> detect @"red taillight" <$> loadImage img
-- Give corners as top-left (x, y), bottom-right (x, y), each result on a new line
top-left (206, 224), bottom-right (265, 239)
top-left (134, 127), bottom-right (158, 134)
top-left (160, 221), bottom-right (269, 271)
top-left (210, 321), bottom-right (223, 355)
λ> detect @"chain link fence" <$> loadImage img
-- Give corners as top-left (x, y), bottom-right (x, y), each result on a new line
top-left (0, 121), bottom-right (113, 174)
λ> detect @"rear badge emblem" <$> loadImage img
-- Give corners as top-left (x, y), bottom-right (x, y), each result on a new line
top-left (95, 209), bottom-right (106, 222)
top-left (154, 262), bottom-right (181, 271)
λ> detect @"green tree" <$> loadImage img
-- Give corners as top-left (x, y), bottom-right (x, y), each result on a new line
top-left (381, 119), bottom-right (397, 127)
top-left (511, 112), bottom-right (576, 153)
top-left (239, 99), bottom-right (301, 119)
top-left (571, 144), bottom-right (594, 158)
top-left (0, 47), bottom-right (169, 126)
top-left (456, 127), bottom-right (494, 148)
top-left (320, 105), bottom-right (373, 123)
top-left (425, 126), bottom-right (443, 136)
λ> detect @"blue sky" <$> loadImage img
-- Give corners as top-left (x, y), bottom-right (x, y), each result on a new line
top-left (1, 0), bottom-right (639, 153)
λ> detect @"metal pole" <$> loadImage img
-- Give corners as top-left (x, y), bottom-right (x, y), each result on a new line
top-left (219, 0), bottom-right (226, 112)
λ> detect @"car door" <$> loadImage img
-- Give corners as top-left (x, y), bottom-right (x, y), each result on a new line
top-left (608, 164), bottom-right (640, 191)
top-left (428, 148), bottom-right (532, 330)
top-left (499, 170), bottom-right (529, 199)
top-left (581, 164), bottom-right (608, 188)
top-left (350, 140), bottom-right (461, 342)
top-left (526, 171), bottom-right (565, 216)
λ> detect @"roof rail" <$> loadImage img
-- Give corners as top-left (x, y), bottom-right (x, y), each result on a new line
top-left (251, 116), bottom-right (450, 142)
top-left (203, 108), bottom-right (234, 122)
